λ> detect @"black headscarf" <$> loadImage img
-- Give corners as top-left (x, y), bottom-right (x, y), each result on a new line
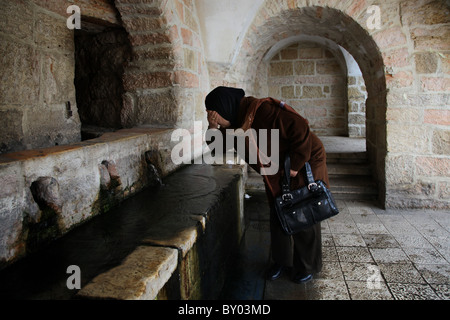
top-left (205, 86), bottom-right (245, 128)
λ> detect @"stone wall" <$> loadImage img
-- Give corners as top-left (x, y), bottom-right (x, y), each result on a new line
top-left (0, 0), bottom-right (210, 269)
top-left (382, 0), bottom-right (449, 209)
top-left (210, 0), bottom-right (449, 209)
top-left (0, 0), bottom-right (125, 153)
top-left (267, 42), bottom-right (347, 136)
top-left (0, 0), bottom-right (80, 153)
top-left (115, 0), bottom-right (210, 132)
top-left (348, 75), bottom-right (367, 137)
top-left (0, 127), bottom-right (179, 269)
top-left (1, 0), bottom-right (209, 154)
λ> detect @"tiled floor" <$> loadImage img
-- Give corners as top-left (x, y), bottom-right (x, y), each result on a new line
top-left (222, 192), bottom-right (450, 300)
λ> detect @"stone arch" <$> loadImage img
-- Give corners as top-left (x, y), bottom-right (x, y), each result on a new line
top-left (225, 3), bottom-right (389, 206)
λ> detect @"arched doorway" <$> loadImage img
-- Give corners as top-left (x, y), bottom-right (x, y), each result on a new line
top-left (258, 34), bottom-right (368, 138)
top-left (228, 5), bottom-right (387, 206)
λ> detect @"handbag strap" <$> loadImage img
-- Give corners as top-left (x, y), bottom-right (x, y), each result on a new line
top-left (282, 155), bottom-right (317, 195)
top-left (305, 162), bottom-right (315, 186)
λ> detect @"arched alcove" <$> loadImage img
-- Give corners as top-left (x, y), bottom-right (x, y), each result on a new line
top-left (255, 34), bottom-right (368, 138)
top-left (228, 5), bottom-right (387, 205)
top-left (74, 20), bottom-right (132, 140)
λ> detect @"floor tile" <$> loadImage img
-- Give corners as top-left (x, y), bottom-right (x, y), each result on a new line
top-left (350, 213), bottom-right (380, 224)
top-left (370, 248), bottom-right (410, 264)
top-left (393, 234), bottom-right (434, 249)
top-left (328, 221), bottom-right (359, 234)
top-left (362, 234), bottom-right (400, 248)
top-left (356, 222), bottom-right (390, 234)
top-left (336, 246), bottom-right (373, 263)
top-left (229, 189), bottom-right (450, 301)
top-left (403, 247), bottom-right (448, 264)
top-left (388, 283), bottom-right (440, 300)
top-left (382, 222), bottom-right (420, 235)
top-left (321, 221), bottom-right (332, 234)
top-left (322, 245), bottom-right (339, 262)
top-left (430, 284), bottom-right (450, 300)
top-left (317, 261), bottom-right (344, 281)
top-left (415, 264), bottom-right (450, 284)
top-left (322, 233), bottom-right (335, 246)
top-left (378, 262), bottom-right (426, 284)
top-left (340, 262), bottom-right (380, 282)
top-left (346, 280), bottom-right (393, 300)
top-left (303, 279), bottom-right (350, 300)
top-left (333, 233), bottom-right (366, 247)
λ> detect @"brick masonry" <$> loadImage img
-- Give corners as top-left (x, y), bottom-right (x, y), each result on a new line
top-left (115, 0), bottom-right (209, 130)
top-left (0, 0), bottom-right (81, 153)
top-left (266, 42), bottom-right (368, 137)
top-left (213, 0), bottom-right (449, 209)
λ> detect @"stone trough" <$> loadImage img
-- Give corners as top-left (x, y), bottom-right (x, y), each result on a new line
top-left (0, 162), bottom-right (245, 300)
top-left (77, 163), bottom-right (245, 300)
top-left (0, 127), bottom-right (245, 300)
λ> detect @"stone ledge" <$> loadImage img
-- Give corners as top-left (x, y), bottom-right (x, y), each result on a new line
top-left (0, 162), bottom-right (245, 300)
top-left (0, 126), bottom-right (180, 268)
top-left (141, 214), bottom-right (204, 258)
top-left (0, 127), bottom-right (171, 164)
top-left (77, 246), bottom-right (178, 300)
top-left (74, 164), bottom-right (245, 300)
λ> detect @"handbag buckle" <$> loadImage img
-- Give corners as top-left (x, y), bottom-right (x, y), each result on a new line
top-left (282, 193), bottom-right (293, 201)
top-left (308, 183), bottom-right (318, 191)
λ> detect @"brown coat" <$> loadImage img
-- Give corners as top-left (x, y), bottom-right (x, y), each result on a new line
top-left (236, 96), bottom-right (329, 201)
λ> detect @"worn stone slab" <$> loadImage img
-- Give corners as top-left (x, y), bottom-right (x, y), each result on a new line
top-left (141, 215), bottom-right (203, 258)
top-left (77, 246), bottom-right (177, 300)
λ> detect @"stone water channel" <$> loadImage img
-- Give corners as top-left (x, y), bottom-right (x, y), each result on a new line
top-left (0, 163), bottom-right (246, 300)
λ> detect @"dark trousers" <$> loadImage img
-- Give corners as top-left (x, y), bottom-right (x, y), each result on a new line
top-left (269, 206), bottom-right (322, 275)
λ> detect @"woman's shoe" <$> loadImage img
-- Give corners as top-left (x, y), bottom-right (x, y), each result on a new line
top-left (292, 273), bottom-right (313, 284)
top-left (266, 264), bottom-right (284, 281)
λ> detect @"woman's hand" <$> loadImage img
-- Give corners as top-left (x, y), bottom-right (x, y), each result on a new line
top-left (290, 170), bottom-right (298, 177)
top-left (206, 110), bottom-right (231, 129)
top-left (207, 110), bottom-right (220, 129)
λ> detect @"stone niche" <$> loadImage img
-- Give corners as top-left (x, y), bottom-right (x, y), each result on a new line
top-left (74, 23), bottom-right (132, 140)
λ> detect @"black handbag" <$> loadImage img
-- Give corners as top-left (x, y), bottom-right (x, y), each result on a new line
top-left (274, 155), bottom-right (339, 235)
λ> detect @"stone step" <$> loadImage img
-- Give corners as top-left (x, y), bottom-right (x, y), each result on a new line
top-left (245, 173), bottom-right (264, 191)
top-left (246, 173), bottom-right (377, 199)
top-left (326, 152), bottom-right (367, 164)
top-left (246, 162), bottom-right (373, 184)
top-left (245, 152), bottom-right (377, 201)
top-left (327, 162), bottom-right (371, 177)
top-left (329, 176), bottom-right (378, 200)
